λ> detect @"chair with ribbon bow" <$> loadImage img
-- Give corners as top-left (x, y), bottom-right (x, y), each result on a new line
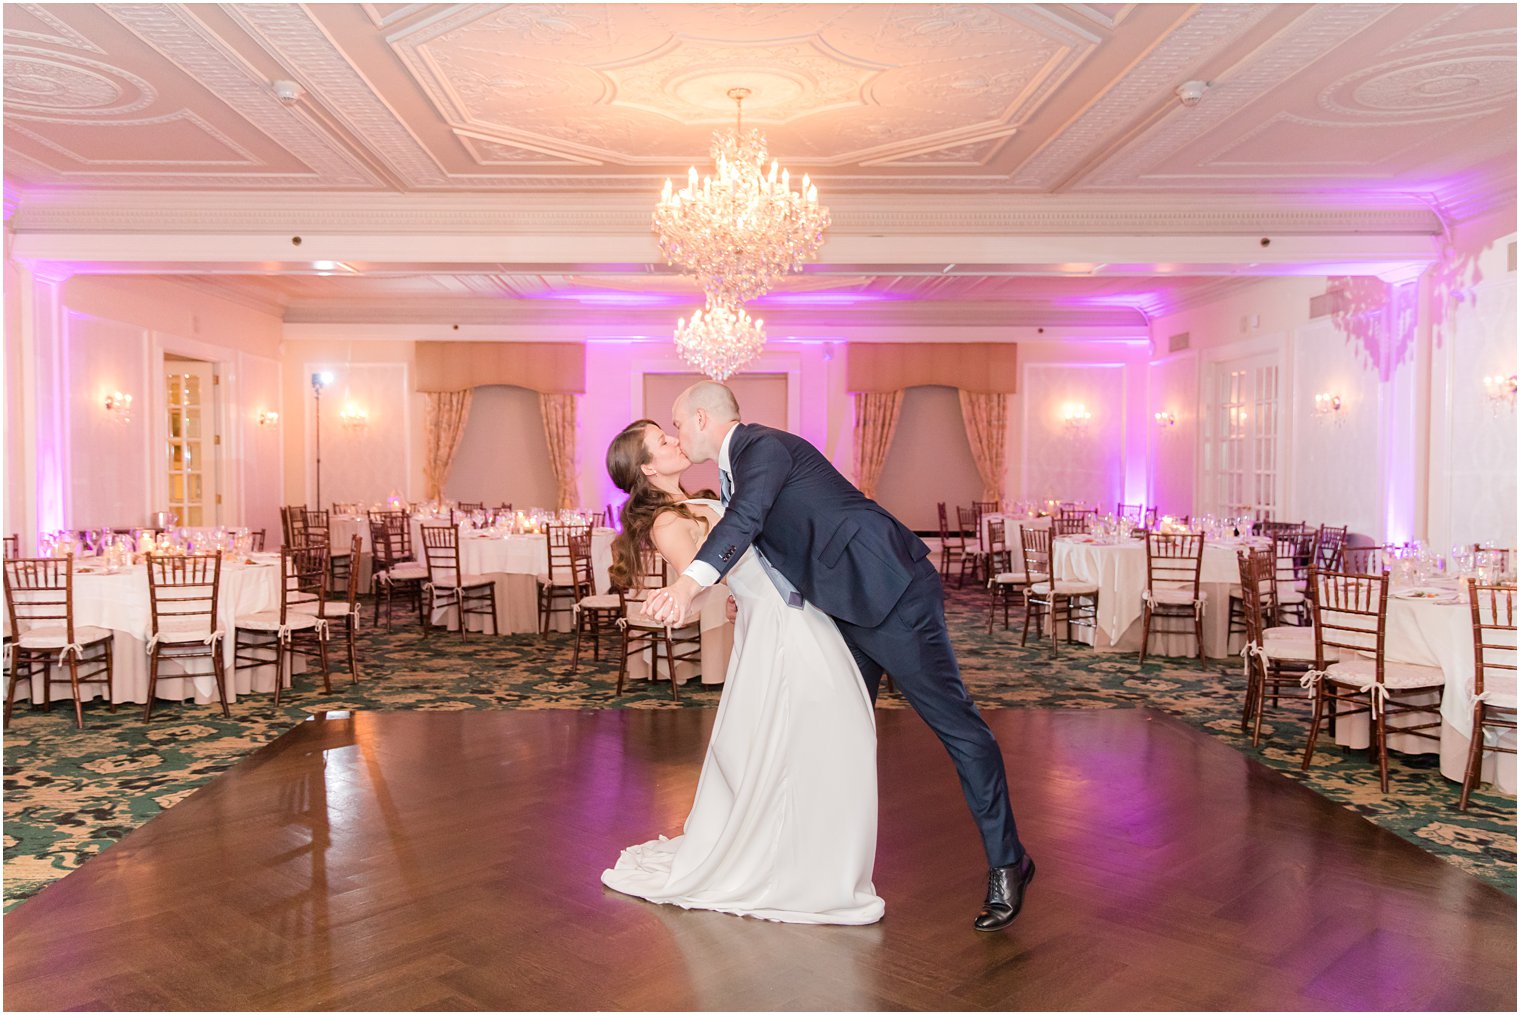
top-left (294, 533), bottom-right (364, 683)
top-left (1236, 547), bottom-right (1322, 746)
top-left (1140, 530), bottom-right (1207, 663)
top-left (143, 553), bottom-right (227, 722)
top-left (419, 524), bottom-right (498, 639)
top-left (1300, 568), bottom-right (1445, 792)
top-left (233, 545), bottom-right (332, 707)
top-left (4, 556), bottom-right (116, 728)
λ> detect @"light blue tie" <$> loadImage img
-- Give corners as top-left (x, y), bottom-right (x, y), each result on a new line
top-left (721, 468), bottom-right (803, 609)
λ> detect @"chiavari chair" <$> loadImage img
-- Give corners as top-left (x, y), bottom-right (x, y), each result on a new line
top-left (1341, 544), bottom-right (1390, 575)
top-left (956, 505), bottom-right (984, 586)
top-left (301, 508), bottom-right (352, 592)
top-left (4, 534), bottom-right (19, 558)
top-left (1236, 548), bottom-right (1320, 746)
top-left (279, 505), bottom-right (308, 547)
top-left (985, 519), bottom-right (1029, 634)
top-left (419, 524), bottom-right (499, 639)
top-left (540, 522), bottom-right (592, 635)
top-left (233, 545), bottom-right (332, 707)
top-left (1054, 507), bottom-right (1094, 537)
top-left (1313, 523), bottom-right (1349, 571)
top-left (294, 534), bottom-right (364, 683)
top-left (615, 552), bottom-right (701, 701)
top-left (1019, 524), bottom-right (1098, 655)
top-left (1116, 503), bottom-right (1145, 527)
top-left (1471, 544), bottom-right (1513, 575)
top-left (570, 532), bottom-right (620, 672)
top-left (936, 502), bottom-right (967, 584)
top-left (143, 553), bottom-right (227, 722)
top-left (248, 529), bottom-right (267, 552)
top-left (1301, 568), bottom-right (1445, 792)
top-left (367, 510), bottom-right (426, 632)
top-left (1272, 532), bottom-right (1315, 626)
top-left (457, 501), bottom-right (485, 514)
top-left (1461, 582), bottom-right (1516, 810)
top-left (1140, 531), bottom-right (1207, 663)
top-left (4, 556), bottom-right (115, 728)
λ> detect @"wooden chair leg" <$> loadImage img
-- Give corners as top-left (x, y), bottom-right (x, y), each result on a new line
top-left (662, 633), bottom-right (680, 702)
top-left (571, 609), bottom-right (585, 673)
top-left (144, 651), bottom-right (161, 721)
top-left (317, 630), bottom-right (333, 694)
top-left (1139, 604), bottom-right (1151, 664)
top-left (1374, 706), bottom-right (1390, 793)
top-left (615, 629), bottom-right (631, 697)
top-left (5, 653), bottom-right (24, 728)
top-left (104, 640), bottom-right (117, 713)
top-left (1301, 686), bottom-right (1327, 770)
top-left (66, 653), bottom-right (84, 730)
top-left (1459, 702), bottom-right (1485, 810)
top-left (1194, 609), bottom-right (1206, 662)
top-left (212, 644), bottom-right (231, 718)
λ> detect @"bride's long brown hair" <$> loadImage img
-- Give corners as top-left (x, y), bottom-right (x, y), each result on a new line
top-left (606, 419), bottom-right (709, 590)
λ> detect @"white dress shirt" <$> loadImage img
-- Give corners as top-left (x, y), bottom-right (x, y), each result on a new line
top-left (681, 425), bottom-right (737, 588)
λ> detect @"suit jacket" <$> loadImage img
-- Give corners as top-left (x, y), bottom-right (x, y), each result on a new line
top-left (693, 423), bottom-right (930, 628)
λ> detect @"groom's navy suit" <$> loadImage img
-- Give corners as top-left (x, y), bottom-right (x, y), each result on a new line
top-left (691, 422), bottom-right (1024, 869)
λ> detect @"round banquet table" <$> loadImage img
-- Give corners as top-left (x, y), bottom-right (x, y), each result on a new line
top-left (1330, 583), bottom-right (1516, 794)
top-left (1053, 534), bottom-right (1265, 659)
top-left (428, 529), bottom-right (615, 635)
top-left (5, 554), bottom-right (295, 707)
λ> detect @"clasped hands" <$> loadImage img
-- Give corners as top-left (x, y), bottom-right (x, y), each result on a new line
top-left (642, 575), bottom-right (700, 627)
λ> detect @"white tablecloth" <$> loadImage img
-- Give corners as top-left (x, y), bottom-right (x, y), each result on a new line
top-left (979, 514), bottom-right (1053, 564)
top-left (1053, 535), bottom-right (1263, 658)
top-left (431, 529), bottom-right (615, 635)
top-left (1332, 586), bottom-right (1516, 794)
top-left (7, 555), bottom-right (291, 706)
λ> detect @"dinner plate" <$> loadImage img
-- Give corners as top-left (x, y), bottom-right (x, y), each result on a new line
top-left (1391, 588), bottom-right (1460, 604)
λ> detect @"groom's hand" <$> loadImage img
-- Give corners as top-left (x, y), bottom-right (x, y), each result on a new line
top-left (646, 575), bottom-right (700, 626)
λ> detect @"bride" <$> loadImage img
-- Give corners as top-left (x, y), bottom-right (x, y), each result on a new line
top-left (600, 419), bottom-right (883, 925)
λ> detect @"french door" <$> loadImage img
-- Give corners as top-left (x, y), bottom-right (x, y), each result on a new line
top-left (164, 359), bottom-right (221, 526)
top-left (1201, 352), bottom-right (1280, 521)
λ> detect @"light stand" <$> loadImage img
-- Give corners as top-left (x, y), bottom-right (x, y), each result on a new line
top-left (312, 371), bottom-right (333, 508)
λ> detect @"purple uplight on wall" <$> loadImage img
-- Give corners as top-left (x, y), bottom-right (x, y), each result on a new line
top-left (531, 292), bottom-right (689, 307)
top-left (752, 291), bottom-right (901, 307)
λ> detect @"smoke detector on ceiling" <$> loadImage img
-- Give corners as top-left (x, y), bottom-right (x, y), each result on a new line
top-left (272, 79), bottom-right (304, 106)
top-left (1175, 80), bottom-right (1210, 108)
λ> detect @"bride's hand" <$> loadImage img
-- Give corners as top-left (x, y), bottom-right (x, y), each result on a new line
top-left (725, 595), bottom-right (738, 622)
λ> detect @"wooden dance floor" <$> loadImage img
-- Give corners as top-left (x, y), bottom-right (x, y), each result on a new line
top-left (5, 707), bottom-right (1514, 1011)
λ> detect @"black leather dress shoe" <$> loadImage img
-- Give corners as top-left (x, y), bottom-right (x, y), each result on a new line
top-left (974, 854), bottom-right (1036, 932)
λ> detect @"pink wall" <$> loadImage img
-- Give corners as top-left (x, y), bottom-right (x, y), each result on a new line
top-left (1146, 352), bottom-right (1197, 516)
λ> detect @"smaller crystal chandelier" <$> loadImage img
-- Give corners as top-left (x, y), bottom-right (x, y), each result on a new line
top-left (674, 298), bottom-right (766, 382)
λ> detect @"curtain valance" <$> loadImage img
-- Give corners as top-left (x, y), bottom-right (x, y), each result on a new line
top-left (414, 342), bottom-right (585, 394)
top-left (845, 343), bottom-right (1017, 394)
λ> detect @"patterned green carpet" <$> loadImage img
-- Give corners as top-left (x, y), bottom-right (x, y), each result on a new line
top-left (5, 585), bottom-right (1515, 912)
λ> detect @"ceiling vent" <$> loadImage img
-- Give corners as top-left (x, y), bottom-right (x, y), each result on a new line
top-left (1168, 331), bottom-right (1190, 353)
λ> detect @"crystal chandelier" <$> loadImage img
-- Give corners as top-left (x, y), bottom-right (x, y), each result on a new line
top-left (653, 87), bottom-right (830, 308)
top-left (673, 297), bottom-right (766, 382)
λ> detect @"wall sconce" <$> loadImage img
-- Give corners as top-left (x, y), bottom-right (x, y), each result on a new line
top-left (1312, 392), bottom-right (1344, 423)
top-left (1154, 411), bottom-right (1177, 428)
top-left (339, 403), bottom-right (368, 431)
top-left (103, 391), bottom-right (133, 424)
top-left (1061, 402), bottom-right (1092, 435)
top-left (257, 410), bottom-right (280, 428)
top-left (1484, 373), bottom-right (1517, 412)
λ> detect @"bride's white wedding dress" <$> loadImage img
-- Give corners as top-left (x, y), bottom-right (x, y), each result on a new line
top-left (601, 500), bottom-right (883, 925)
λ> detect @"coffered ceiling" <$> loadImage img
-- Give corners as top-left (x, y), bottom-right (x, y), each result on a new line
top-left (3, 3), bottom-right (1516, 329)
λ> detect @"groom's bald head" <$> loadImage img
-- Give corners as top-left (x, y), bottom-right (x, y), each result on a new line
top-left (672, 380), bottom-right (741, 463)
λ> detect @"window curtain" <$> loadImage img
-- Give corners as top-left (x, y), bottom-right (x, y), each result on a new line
top-left (958, 389), bottom-right (1008, 503)
top-left (423, 390), bottom-right (473, 502)
top-left (852, 390), bottom-right (903, 499)
top-left (540, 393), bottom-right (579, 510)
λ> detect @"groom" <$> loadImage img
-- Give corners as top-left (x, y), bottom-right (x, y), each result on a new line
top-left (643, 381), bottom-right (1035, 932)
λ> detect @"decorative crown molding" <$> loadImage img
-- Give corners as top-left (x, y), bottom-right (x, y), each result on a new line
top-left (5, 188), bottom-right (1444, 237)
